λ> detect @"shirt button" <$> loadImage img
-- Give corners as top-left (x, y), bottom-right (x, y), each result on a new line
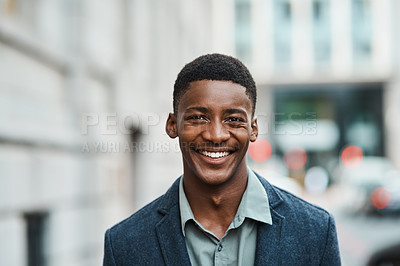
top-left (217, 244), bottom-right (223, 252)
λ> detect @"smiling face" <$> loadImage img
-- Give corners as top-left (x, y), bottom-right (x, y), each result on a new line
top-left (166, 80), bottom-right (258, 188)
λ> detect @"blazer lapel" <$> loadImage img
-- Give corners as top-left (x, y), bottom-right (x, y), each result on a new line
top-left (254, 173), bottom-right (286, 266)
top-left (155, 178), bottom-right (191, 266)
top-left (254, 210), bottom-right (284, 266)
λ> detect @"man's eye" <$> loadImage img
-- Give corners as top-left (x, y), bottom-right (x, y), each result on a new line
top-left (191, 115), bottom-right (203, 120)
top-left (227, 117), bottom-right (244, 123)
top-left (187, 115), bottom-right (207, 121)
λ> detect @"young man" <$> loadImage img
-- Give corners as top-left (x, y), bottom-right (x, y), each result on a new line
top-left (103, 54), bottom-right (341, 265)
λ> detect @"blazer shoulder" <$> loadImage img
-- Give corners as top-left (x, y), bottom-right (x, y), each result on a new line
top-left (256, 174), bottom-right (341, 265)
top-left (109, 195), bottom-right (161, 233)
top-left (256, 173), bottom-right (332, 224)
top-left (275, 184), bottom-right (330, 216)
top-left (107, 177), bottom-right (181, 239)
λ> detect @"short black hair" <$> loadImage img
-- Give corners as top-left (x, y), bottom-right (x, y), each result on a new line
top-left (173, 53), bottom-right (257, 116)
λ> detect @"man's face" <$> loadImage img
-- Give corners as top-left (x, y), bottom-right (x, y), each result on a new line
top-left (166, 80), bottom-right (258, 187)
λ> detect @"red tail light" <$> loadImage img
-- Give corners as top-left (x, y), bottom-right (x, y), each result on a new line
top-left (371, 187), bottom-right (391, 209)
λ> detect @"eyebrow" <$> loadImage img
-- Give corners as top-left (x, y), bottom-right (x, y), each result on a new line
top-left (184, 107), bottom-right (248, 116)
top-left (185, 106), bottom-right (209, 113)
top-left (224, 108), bottom-right (247, 116)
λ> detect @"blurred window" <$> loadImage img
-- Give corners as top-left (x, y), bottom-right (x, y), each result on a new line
top-left (351, 0), bottom-right (372, 65)
top-left (283, 1), bottom-right (291, 20)
top-left (129, 126), bottom-right (142, 209)
top-left (1, 0), bottom-right (38, 28)
top-left (313, 0), bottom-right (322, 20)
top-left (273, 0), bottom-right (292, 69)
top-left (1, 0), bottom-right (15, 15)
top-left (312, 0), bottom-right (331, 66)
top-left (24, 212), bottom-right (48, 266)
top-left (367, 243), bottom-right (400, 266)
top-left (235, 0), bottom-right (252, 63)
top-left (1, 0), bottom-right (72, 53)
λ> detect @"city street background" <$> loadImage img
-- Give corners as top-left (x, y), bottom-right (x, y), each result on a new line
top-left (1, 0), bottom-right (400, 265)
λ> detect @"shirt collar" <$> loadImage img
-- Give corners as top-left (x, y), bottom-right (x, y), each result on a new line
top-left (178, 168), bottom-right (272, 236)
top-left (179, 176), bottom-right (195, 236)
top-left (236, 168), bottom-right (272, 225)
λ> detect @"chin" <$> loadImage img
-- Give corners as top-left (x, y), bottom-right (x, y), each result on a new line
top-left (193, 165), bottom-right (241, 186)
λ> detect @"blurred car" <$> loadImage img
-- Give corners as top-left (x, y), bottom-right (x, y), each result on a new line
top-left (334, 156), bottom-right (400, 214)
top-left (367, 242), bottom-right (400, 266)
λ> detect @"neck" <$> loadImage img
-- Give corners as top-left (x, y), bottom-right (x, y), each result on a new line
top-left (182, 164), bottom-right (248, 239)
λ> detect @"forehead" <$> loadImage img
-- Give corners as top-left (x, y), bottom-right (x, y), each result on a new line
top-left (178, 80), bottom-right (252, 114)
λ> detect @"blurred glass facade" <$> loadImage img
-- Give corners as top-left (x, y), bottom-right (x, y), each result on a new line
top-left (273, 83), bottom-right (384, 175)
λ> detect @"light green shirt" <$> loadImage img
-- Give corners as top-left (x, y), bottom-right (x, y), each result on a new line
top-left (179, 168), bottom-right (272, 266)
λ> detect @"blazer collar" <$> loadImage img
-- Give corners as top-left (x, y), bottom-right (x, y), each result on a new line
top-left (155, 177), bottom-right (191, 266)
top-left (157, 177), bottom-right (181, 215)
top-left (254, 171), bottom-right (284, 209)
top-left (254, 172), bottom-right (286, 266)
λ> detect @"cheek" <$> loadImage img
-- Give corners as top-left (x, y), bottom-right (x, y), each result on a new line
top-left (227, 131), bottom-right (250, 147)
top-left (178, 140), bottom-right (190, 152)
top-left (178, 131), bottom-right (201, 151)
top-left (179, 130), bottom-right (198, 141)
top-left (179, 125), bottom-right (205, 138)
top-left (237, 130), bottom-right (253, 143)
top-left (234, 125), bottom-right (252, 135)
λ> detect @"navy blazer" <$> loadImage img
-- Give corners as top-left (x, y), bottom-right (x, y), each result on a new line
top-left (103, 174), bottom-right (341, 265)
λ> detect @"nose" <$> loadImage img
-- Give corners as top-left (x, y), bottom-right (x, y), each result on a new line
top-left (202, 121), bottom-right (230, 144)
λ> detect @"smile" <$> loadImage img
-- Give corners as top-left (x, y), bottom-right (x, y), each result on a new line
top-left (198, 150), bottom-right (231, 159)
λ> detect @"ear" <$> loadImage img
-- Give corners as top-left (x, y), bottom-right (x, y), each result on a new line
top-left (166, 113), bottom-right (178, 138)
top-left (250, 117), bottom-right (258, 142)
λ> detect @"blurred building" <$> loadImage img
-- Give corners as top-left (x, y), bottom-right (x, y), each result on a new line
top-left (224, 0), bottom-right (400, 178)
top-left (0, 0), bottom-right (214, 265)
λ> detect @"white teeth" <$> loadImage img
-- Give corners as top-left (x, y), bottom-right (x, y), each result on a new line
top-left (199, 151), bottom-right (230, 158)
